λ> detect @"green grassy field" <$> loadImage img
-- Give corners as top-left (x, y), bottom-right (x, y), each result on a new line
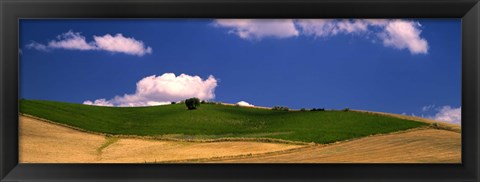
top-left (19, 99), bottom-right (428, 144)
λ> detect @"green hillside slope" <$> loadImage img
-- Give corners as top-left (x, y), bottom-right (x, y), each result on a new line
top-left (19, 99), bottom-right (427, 144)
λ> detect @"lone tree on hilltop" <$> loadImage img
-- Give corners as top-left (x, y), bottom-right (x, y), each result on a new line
top-left (185, 97), bottom-right (201, 110)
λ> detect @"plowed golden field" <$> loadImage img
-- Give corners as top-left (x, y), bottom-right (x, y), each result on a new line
top-left (19, 116), bottom-right (302, 163)
top-left (19, 115), bottom-right (460, 163)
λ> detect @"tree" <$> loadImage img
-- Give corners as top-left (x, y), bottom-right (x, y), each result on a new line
top-left (185, 97), bottom-right (201, 110)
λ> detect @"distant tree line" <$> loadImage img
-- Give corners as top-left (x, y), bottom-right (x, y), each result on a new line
top-left (310, 108), bottom-right (325, 111)
top-left (179, 97), bottom-right (350, 112)
top-left (271, 106), bottom-right (290, 111)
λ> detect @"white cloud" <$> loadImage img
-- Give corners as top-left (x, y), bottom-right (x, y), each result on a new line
top-left (26, 30), bottom-right (152, 56)
top-left (335, 19), bottom-right (369, 34)
top-left (363, 19), bottom-right (389, 26)
top-left (236, 101), bottom-right (254, 107)
top-left (296, 19), bottom-right (369, 37)
top-left (83, 73), bottom-right (218, 107)
top-left (48, 31), bottom-right (96, 50)
top-left (428, 106), bottom-right (461, 124)
top-left (214, 19), bottom-right (429, 54)
top-left (93, 33), bottom-right (152, 56)
top-left (296, 19), bottom-right (428, 54)
top-left (295, 19), bottom-right (338, 37)
top-left (213, 19), bottom-right (299, 40)
top-left (83, 99), bottom-right (114, 107)
top-left (26, 42), bottom-right (49, 51)
top-left (379, 20), bottom-right (429, 54)
top-left (422, 104), bottom-right (436, 112)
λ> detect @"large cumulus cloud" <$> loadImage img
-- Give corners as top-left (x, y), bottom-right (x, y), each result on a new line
top-left (84, 73), bottom-right (218, 107)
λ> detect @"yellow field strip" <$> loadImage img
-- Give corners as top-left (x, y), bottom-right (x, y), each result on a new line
top-left (209, 128), bottom-right (461, 163)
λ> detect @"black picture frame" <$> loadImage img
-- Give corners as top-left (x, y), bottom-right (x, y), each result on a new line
top-left (1, 0), bottom-right (479, 181)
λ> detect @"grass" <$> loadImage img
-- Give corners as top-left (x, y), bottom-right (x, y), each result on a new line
top-left (19, 99), bottom-right (428, 144)
top-left (96, 136), bottom-right (119, 154)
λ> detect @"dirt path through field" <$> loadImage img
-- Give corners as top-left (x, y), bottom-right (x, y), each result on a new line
top-left (19, 115), bottom-right (302, 163)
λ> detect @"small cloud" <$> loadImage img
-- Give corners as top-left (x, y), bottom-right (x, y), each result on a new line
top-left (236, 101), bottom-right (254, 107)
top-left (378, 20), bottom-right (428, 54)
top-left (213, 19), bottom-right (299, 40)
top-left (48, 31), bottom-right (96, 50)
top-left (26, 42), bottom-right (49, 51)
top-left (428, 106), bottom-right (461, 124)
top-left (93, 33), bottom-right (152, 56)
top-left (84, 73), bottom-right (218, 107)
top-left (146, 101), bottom-right (172, 106)
top-left (26, 30), bottom-right (152, 56)
top-left (422, 104), bottom-right (436, 112)
top-left (83, 99), bottom-right (114, 107)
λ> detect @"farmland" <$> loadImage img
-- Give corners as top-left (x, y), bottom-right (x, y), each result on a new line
top-left (19, 115), bottom-right (460, 163)
top-left (20, 99), bottom-right (427, 144)
top-left (19, 99), bottom-right (461, 163)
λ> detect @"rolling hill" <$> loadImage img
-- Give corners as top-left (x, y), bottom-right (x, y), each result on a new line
top-left (19, 99), bottom-right (428, 144)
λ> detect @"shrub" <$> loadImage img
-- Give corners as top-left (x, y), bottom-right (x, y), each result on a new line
top-left (201, 100), bottom-right (206, 104)
top-left (300, 108), bottom-right (306, 111)
top-left (272, 106), bottom-right (289, 111)
top-left (185, 97), bottom-right (201, 110)
top-left (171, 101), bottom-right (176, 105)
top-left (343, 108), bottom-right (350, 112)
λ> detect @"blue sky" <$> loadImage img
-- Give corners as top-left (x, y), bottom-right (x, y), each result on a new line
top-left (19, 19), bottom-right (461, 124)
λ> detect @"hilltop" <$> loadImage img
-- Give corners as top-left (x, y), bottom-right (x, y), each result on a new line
top-left (19, 99), bottom-right (428, 144)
